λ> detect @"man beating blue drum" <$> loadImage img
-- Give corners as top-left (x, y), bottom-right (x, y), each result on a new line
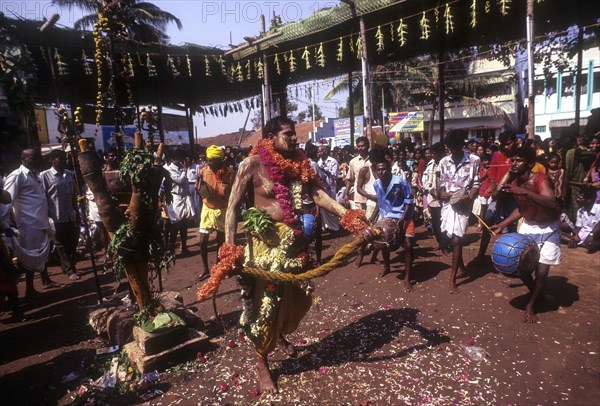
top-left (490, 147), bottom-right (562, 323)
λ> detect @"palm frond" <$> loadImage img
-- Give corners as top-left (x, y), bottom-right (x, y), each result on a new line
top-left (73, 13), bottom-right (98, 30)
top-left (51, 0), bottom-right (97, 14)
top-left (324, 73), bottom-right (360, 100)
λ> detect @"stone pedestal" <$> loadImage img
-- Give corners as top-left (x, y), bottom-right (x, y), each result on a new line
top-left (132, 325), bottom-right (188, 356)
top-left (124, 329), bottom-right (209, 374)
top-left (89, 290), bottom-right (208, 373)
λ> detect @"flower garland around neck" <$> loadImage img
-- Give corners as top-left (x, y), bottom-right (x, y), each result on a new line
top-left (251, 139), bottom-right (321, 229)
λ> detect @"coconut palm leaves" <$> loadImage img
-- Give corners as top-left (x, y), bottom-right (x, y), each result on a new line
top-left (52, 0), bottom-right (182, 43)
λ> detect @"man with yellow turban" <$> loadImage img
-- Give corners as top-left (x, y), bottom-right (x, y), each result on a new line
top-left (195, 145), bottom-right (234, 280)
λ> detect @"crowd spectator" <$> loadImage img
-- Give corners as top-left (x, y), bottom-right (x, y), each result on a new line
top-left (4, 149), bottom-right (58, 297)
top-left (41, 150), bottom-right (81, 281)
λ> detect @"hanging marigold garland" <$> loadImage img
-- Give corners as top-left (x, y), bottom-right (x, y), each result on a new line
top-left (420, 11), bottom-right (431, 40)
top-left (82, 50), bottom-right (93, 76)
top-left (315, 43), bottom-right (325, 67)
top-left (245, 60), bottom-right (252, 80)
top-left (355, 35), bottom-right (362, 59)
top-left (398, 19), bottom-right (408, 46)
top-left (204, 55), bottom-right (211, 76)
top-left (288, 51), bottom-right (297, 72)
top-left (196, 243), bottom-right (245, 302)
top-left (255, 59), bottom-right (264, 79)
top-left (92, 7), bottom-right (109, 128)
top-left (274, 53), bottom-right (282, 75)
top-left (470, 0), bottom-right (478, 27)
top-left (54, 48), bottom-right (68, 76)
top-left (376, 26), bottom-right (385, 53)
top-left (146, 53), bottom-right (157, 77)
top-left (301, 46), bottom-right (311, 69)
top-left (186, 54), bottom-right (192, 77)
top-left (499, 0), bottom-right (511, 16)
top-left (444, 3), bottom-right (455, 34)
top-left (336, 37), bottom-right (344, 61)
top-left (167, 54), bottom-right (180, 78)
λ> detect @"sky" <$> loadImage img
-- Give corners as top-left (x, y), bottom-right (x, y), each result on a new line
top-left (3, 0), bottom-right (347, 138)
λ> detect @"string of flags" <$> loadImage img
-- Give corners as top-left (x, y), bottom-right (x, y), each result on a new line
top-left (195, 78), bottom-right (333, 125)
top-left (48, 0), bottom-right (531, 84)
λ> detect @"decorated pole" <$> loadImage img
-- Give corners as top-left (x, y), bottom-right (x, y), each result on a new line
top-left (358, 16), bottom-right (373, 142)
top-left (526, 0), bottom-right (535, 139)
top-left (348, 69), bottom-right (355, 147)
top-left (57, 108), bottom-right (103, 302)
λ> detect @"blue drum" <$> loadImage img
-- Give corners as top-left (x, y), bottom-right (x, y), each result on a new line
top-left (492, 233), bottom-right (539, 275)
top-left (301, 214), bottom-right (317, 241)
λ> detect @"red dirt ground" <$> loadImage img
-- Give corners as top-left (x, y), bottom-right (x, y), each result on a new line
top-left (1, 224), bottom-right (598, 405)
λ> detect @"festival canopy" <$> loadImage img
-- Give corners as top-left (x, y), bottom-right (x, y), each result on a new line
top-left (3, 0), bottom-right (598, 113)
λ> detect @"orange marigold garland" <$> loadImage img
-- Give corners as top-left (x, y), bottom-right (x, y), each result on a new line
top-left (340, 209), bottom-right (370, 234)
top-left (197, 243), bottom-right (244, 302)
top-left (250, 139), bottom-right (322, 186)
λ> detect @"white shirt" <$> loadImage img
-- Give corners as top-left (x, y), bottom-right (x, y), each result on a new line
top-left (576, 203), bottom-right (600, 244)
top-left (167, 163), bottom-right (189, 197)
top-left (439, 152), bottom-right (481, 195)
top-left (187, 163), bottom-right (200, 186)
top-left (422, 159), bottom-right (441, 208)
top-left (166, 163), bottom-right (195, 222)
top-left (318, 156), bottom-right (339, 196)
top-left (4, 165), bottom-right (50, 230)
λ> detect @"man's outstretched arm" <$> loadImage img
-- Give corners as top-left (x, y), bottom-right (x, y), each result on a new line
top-left (224, 158), bottom-right (254, 244)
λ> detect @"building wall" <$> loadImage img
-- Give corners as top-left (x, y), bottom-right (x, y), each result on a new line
top-left (408, 57), bottom-right (517, 144)
top-left (530, 47), bottom-right (600, 139)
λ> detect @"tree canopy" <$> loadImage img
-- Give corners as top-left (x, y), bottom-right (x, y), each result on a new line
top-left (52, 0), bottom-right (182, 43)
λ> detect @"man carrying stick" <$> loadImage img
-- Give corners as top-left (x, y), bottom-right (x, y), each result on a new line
top-left (491, 147), bottom-right (562, 323)
top-left (197, 116), bottom-right (365, 394)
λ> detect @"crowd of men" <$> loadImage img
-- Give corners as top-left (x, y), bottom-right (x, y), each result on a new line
top-left (0, 122), bottom-right (599, 328)
top-left (0, 115), bottom-right (599, 395)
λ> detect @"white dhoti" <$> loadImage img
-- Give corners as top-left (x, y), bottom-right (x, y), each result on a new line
top-left (12, 227), bottom-right (52, 272)
top-left (188, 184), bottom-right (201, 222)
top-left (168, 195), bottom-right (196, 224)
top-left (518, 220), bottom-right (561, 266)
top-left (440, 203), bottom-right (470, 238)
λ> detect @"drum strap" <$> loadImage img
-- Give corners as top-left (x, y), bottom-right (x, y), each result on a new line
top-left (538, 228), bottom-right (560, 249)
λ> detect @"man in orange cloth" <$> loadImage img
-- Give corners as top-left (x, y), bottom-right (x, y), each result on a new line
top-left (197, 116), bottom-right (366, 394)
top-left (196, 145), bottom-right (234, 280)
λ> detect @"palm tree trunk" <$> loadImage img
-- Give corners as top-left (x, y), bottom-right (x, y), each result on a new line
top-left (428, 96), bottom-right (437, 144)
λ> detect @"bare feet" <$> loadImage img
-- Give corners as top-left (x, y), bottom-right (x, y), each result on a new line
top-left (403, 282), bottom-right (414, 292)
top-left (42, 281), bottom-right (62, 289)
top-left (455, 269), bottom-right (468, 279)
top-left (277, 335), bottom-right (297, 358)
top-left (198, 272), bottom-right (210, 282)
top-left (449, 283), bottom-right (460, 294)
top-left (257, 356), bottom-right (277, 395)
top-left (379, 267), bottom-right (391, 277)
top-left (523, 307), bottom-right (538, 323)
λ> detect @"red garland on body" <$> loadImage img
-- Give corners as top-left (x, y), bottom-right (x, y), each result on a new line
top-left (250, 139), bottom-right (322, 229)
